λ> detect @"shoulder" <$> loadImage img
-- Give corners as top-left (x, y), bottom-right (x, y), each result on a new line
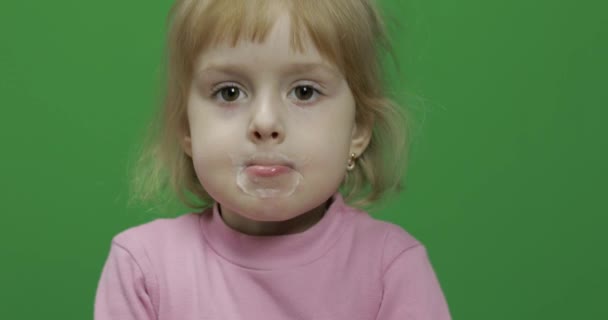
top-left (110, 212), bottom-right (204, 256)
top-left (344, 206), bottom-right (424, 267)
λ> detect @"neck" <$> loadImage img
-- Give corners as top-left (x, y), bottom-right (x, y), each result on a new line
top-left (218, 200), bottom-right (329, 236)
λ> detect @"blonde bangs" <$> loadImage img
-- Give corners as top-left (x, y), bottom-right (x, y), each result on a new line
top-left (168, 0), bottom-right (380, 80)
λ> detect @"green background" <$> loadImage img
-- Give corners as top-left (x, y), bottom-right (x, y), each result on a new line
top-left (1, 0), bottom-right (606, 319)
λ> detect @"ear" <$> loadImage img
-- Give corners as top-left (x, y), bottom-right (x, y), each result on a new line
top-left (350, 119), bottom-right (373, 157)
top-left (182, 135), bottom-right (193, 158)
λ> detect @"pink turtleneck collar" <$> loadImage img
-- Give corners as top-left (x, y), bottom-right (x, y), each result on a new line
top-left (198, 192), bottom-right (355, 270)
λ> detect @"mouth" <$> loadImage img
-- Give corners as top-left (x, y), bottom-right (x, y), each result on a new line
top-left (244, 161), bottom-right (294, 169)
top-left (244, 164), bottom-right (293, 178)
top-left (242, 154), bottom-right (295, 178)
top-left (235, 153), bottom-right (303, 197)
top-left (243, 155), bottom-right (295, 169)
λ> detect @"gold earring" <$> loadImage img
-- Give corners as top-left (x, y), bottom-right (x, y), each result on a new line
top-left (347, 153), bottom-right (357, 171)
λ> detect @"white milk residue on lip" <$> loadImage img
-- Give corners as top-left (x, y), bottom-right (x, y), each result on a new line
top-left (236, 168), bottom-right (303, 198)
top-left (230, 151), bottom-right (308, 198)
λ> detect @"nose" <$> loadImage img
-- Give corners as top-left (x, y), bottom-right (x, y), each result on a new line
top-left (247, 93), bottom-right (285, 145)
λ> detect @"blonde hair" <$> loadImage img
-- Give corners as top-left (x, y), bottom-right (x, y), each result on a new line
top-left (130, 0), bottom-right (411, 211)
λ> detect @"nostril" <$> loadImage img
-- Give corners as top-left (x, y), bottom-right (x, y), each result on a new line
top-left (271, 132), bottom-right (278, 139)
top-left (254, 132), bottom-right (262, 139)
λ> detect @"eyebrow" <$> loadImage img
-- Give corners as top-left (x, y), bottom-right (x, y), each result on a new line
top-left (196, 62), bottom-right (342, 79)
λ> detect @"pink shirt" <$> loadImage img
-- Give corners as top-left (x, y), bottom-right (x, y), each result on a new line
top-left (94, 193), bottom-right (452, 319)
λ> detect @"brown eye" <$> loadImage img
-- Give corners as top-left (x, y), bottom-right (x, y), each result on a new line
top-left (220, 86), bottom-right (240, 101)
top-left (294, 86), bottom-right (315, 101)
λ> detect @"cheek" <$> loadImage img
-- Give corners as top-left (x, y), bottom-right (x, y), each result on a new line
top-left (189, 139), bottom-right (239, 202)
top-left (297, 120), bottom-right (353, 179)
top-left (188, 107), bottom-right (243, 154)
top-left (187, 112), bottom-right (242, 187)
top-left (306, 109), bottom-right (354, 149)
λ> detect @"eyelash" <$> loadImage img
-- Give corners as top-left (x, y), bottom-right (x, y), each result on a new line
top-left (209, 83), bottom-right (324, 105)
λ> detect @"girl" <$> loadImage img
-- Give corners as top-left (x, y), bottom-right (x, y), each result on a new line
top-left (95, 0), bottom-right (452, 319)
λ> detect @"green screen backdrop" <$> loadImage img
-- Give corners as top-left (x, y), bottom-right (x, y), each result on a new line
top-left (1, 0), bottom-right (606, 319)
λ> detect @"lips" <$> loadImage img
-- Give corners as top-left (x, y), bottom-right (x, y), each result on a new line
top-left (242, 153), bottom-right (296, 178)
top-left (244, 156), bottom-right (294, 169)
top-left (245, 165), bottom-right (292, 177)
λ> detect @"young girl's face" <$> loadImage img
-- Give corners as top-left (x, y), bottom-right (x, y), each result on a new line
top-left (183, 11), bottom-right (370, 230)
